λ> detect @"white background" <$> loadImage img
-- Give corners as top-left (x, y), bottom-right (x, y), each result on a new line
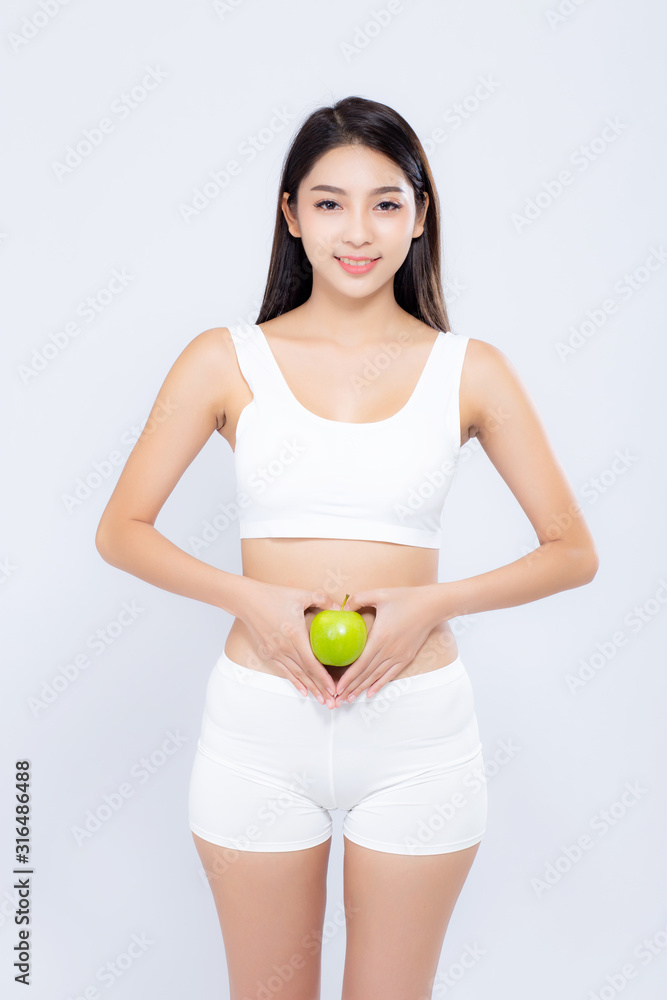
top-left (2, 1), bottom-right (667, 997)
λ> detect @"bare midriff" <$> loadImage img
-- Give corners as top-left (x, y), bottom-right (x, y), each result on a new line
top-left (224, 536), bottom-right (459, 685)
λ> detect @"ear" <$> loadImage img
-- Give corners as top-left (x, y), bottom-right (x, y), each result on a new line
top-left (281, 191), bottom-right (301, 238)
top-left (413, 190), bottom-right (429, 238)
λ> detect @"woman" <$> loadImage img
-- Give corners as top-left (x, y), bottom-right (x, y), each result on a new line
top-left (96, 96), bottom-right (599, 999)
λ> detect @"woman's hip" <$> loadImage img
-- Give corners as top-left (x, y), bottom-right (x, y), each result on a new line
top-left (194, 649), bottom-right (484, 786)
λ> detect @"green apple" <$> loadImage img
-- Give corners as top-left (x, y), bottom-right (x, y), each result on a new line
top-left (310, 594), bottom-right (367, 667)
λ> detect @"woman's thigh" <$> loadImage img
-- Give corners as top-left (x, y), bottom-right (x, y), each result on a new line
top-left (193, 832), bottom-right (332, 1000)
top-left (341, 837), bottom-right (481, 1000)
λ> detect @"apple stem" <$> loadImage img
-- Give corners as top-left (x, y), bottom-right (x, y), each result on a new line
top-left (341, 593), bottom-right (349, 610)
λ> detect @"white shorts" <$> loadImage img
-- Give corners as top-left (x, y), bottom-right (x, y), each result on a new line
top-left (188, 650), bottom-right (487, 856)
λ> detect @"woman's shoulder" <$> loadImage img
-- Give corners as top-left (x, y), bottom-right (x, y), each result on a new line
top-left (462, 335), bottom-right (517, 376)
top-left (459, 335), bottom-right (535, 440)
top-left (182, 325), bottom-right (237, 363)
top-left (167, 326), bottom-right (241, 405)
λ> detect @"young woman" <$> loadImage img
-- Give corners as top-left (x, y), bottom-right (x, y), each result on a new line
top-left (96, 96), bottom-right (598, 999)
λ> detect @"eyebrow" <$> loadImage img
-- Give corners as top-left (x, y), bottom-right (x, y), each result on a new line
top-left (309, 184), bottom-right (406, 196)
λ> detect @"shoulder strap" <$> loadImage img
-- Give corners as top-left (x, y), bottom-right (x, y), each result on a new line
top-left (414, 331), bottom-right (469, 444)
top-left (227, 323), bottom-right (283, 405)
top-left (413, 331), bottom-right (468, 395)
top-left (443, 332), bottom-right (469, 447)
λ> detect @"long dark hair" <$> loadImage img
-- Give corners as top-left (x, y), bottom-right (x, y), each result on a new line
top-left (256, 96), bottom-right (451, 333)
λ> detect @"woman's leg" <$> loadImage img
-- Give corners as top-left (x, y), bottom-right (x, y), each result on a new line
top-left (333, 656), bottom-right (487, 998)
top-left (193, 832), bottom-right (332, 1000)
top-left (189, 653), bottom-right (337, 998)
top-left (340, 837), bottom-right (480, 1000)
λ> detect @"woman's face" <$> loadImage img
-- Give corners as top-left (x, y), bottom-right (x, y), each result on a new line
top-left (281, 144), bottom-right (428, 299)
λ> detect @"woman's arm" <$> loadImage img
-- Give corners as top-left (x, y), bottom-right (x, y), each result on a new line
top-left (429, 337), bottom-right (599, 621)
top-left (95, 327), bottom-right (254, 619)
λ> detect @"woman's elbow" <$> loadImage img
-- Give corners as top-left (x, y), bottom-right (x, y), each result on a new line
top-left (95, 517), bottom-right (122, 564)
top-left (574, 545), bottom-right (600, 585)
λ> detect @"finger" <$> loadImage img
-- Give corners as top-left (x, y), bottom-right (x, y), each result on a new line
top-left (337, 655), bottom-right (394, 701)
top-left (333, 656), bottom-right (372, 698)
top-left (334, 642), bottom-right (383, 697)
top-left (295, 662), bottom-right (337, 703)
top-left (335, 666), bottom-right (377, 701)
top-left (340, 666), bottom-right (398, 702)
top-left (279, 623), bottom-right (335, 702)
top-left (273, 651), bottom-right (331, 704)
top-left (299, 645), bottom-right (340, 702)
top-left (365, 661), bottom-right (406, 697)
top-left (272, 655), bottom-right (317, 699)
top-left (344, 591), bottom-right (373, 612)
top-left (308, 590), bottom-right (336, 611)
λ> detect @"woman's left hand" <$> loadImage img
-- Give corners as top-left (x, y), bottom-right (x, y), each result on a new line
top-left (333, 585), bottom-right (444, 703)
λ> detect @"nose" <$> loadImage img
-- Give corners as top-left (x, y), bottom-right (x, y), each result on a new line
top-left (340, 205), bottom-right (375, 249)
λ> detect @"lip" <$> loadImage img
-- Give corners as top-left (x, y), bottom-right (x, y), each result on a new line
top-left (334, 255), bottom-right (381, 275)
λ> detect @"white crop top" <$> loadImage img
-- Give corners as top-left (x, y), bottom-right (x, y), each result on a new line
top-left (227, 322), bottom-right (469, 550)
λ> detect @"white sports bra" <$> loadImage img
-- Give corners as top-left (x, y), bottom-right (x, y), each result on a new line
top-left (227, 322), bottom-right (470, 550)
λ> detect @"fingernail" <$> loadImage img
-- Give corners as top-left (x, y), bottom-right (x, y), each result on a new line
top-left (347, 693), bottom-right (357, 703)
top-left (326, 697), bottom-right (335, 709)
top-left (316, 692), bottom-right (325, 704)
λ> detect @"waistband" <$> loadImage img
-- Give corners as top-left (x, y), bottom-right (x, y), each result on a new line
top-left (214, 649), bottom-right (467, 699)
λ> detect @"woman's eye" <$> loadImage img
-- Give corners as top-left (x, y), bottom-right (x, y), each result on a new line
top-left (314, 200), bottom-right (402, 211)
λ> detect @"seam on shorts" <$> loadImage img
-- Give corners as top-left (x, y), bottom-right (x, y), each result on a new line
top-left (342, 827), bottom-right (486, 854)
top-left (189, 821), bottom-right (332, 851)
top-left (328, 708), bottom-right (336, 805)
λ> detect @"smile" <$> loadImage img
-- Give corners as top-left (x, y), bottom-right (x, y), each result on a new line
top-left (334, 256), bottom-right (381, 274)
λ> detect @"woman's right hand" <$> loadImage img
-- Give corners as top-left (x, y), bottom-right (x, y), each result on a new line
top-left (236, 579), bottom-right (340, 704)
